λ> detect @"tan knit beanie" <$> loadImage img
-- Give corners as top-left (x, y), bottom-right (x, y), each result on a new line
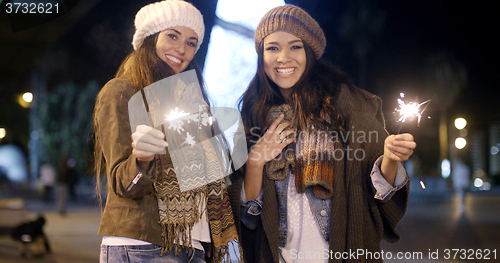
top-left (255, 5), bottom-right (326, 59)
top-left (132, 0), bottom-right (204, 51)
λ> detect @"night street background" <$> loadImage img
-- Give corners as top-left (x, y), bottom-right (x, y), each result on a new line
top-left (1, 0), bottom-right (499, 262)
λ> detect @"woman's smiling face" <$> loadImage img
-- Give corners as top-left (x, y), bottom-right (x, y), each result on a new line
top-left (263, 31), bottom-right (306, 98)
top-left (155, 26), bottom-right (198, 74)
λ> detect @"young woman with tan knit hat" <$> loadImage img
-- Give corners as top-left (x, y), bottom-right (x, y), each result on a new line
top-left (229, 5), bottom-right (417, 263)
top-left (93, 1), bottom-right (240, 262)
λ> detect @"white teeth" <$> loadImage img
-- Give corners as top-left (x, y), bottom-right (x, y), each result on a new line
top-left (276, 68), bottom-right (295, 75)
top-left (166, 55), bottom-right (181, 64)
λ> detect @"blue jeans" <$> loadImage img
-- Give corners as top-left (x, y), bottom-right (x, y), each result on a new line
top-left (100, 244), bottom-right (205, 263)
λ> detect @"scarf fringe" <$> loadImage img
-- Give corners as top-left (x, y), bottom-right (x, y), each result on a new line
top-left (212, 237), bottom-right (244, 263)
top-left (155, 155), bottom-right (241, 262)
top-left (158, 191), bottom-right (206, 256)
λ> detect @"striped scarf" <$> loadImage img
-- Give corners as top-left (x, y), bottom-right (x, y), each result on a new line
top-left (263, 104), bottom-right (335, 199)
top-left (154, 152), bottom-right (242, 262)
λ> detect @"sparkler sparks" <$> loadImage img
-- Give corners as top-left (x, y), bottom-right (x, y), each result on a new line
top-left (420, 180), bottom-right (426, 189)
top-left (395, 94), bottom-right (431, 125)
top-left (165, 106), bottom-right (216, 145)
top-left (166, 108), bottom-right (189, 134)
top-left (166, 107), bottom-right (189, 122)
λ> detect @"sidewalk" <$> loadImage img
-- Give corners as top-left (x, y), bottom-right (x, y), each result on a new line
top-left (0, 204), bottom-right (101, 263)
top-left (382, 192), bottom-right (500, 262)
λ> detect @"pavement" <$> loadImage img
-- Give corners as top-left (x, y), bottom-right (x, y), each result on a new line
top-left (0, 185), bottom-right (499, 262)
top-left (382, 191), bottom-right (500, 263)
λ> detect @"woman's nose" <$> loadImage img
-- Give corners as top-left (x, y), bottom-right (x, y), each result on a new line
top-left (175, 42), bottom-right (185, 54)
top-left (277, 50), bottom-right (291, 63)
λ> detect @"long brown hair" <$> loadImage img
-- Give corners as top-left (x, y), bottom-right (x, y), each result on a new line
top-left (93, 32), bottom-right (210, 207)
top-left (238, 42), bottom-right (353, 146)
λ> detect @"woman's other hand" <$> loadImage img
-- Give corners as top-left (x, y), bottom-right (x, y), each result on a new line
top-left (244, 114), bottom-right (295, 200)
top-left (247, 114), bottom-right (295, 168)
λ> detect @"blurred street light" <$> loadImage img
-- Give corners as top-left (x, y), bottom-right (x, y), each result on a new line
top-left (492, 146), bottom-right (499, 155)
top-left (454, 117), bottom-right (467, 130)
top-left (441, 159), bottom-right (450, 178)
top-left (17, 92), bottom-right (33, 108)
top-left (455, 137), bottom-right (467, 149)
top-left (474, 178), bottom-right (483, 188)
top-left (454, 117), bottom-right (467, 150)
top-left (0, 128), bottom-right (5, 139)
top-left (23, 92), bottom-right (33, 103)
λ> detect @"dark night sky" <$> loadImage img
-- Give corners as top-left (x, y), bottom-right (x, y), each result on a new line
top-left (1, 0), bottom-right (499, 173)
top-left (2, 0), bottom-right (499, 109)
top-left (371, 0), bottom-right (500, 121)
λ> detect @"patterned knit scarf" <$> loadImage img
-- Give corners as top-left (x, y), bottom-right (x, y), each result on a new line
top-left (264, 104), bottom-right (335, 199)
top-left (154, 152), bottom-right (242, 262)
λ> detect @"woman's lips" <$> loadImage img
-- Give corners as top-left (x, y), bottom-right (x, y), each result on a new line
top-left (275, 67), bottom-right (296, 76)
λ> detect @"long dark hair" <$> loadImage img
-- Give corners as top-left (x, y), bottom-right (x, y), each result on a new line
top-left (238, 42), bottom-right (354, 142)
top-left (93, 32), bottom-right (210, 206)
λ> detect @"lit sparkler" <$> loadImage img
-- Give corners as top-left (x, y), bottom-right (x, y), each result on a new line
top-left (166, 106), bottom-right (216, 146)
top-left (394, 93), bottom-right (431, 134)
top-left (166, 108), bottom-right (189, 134)
top-left (395, 95), bottom-right (431, 124)
top-left (420, 180), bottom-right (426, 189)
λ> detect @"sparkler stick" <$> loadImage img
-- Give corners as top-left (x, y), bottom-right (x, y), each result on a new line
top-left (393, 93), bottom-right (431, 190)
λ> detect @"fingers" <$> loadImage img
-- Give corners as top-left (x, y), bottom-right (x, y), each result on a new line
top-left (279, 129), bottom-right (296, 142)
top-left (385, 133), bottom-right (416, 161)
top-left (393, 133), bottom-right (416, 150)
top-left (132, 125), bottom-right (167, 155)
top-left (247, 115), bottom-right (295, 166)
top-left (267, 114), bottom-right (285, 134)
top-left (387, 145), bottom-right (413, 159)
top-left (136, 125), bottom-right (165, 140)
top-left (264, 114), bottom-right (294, 143)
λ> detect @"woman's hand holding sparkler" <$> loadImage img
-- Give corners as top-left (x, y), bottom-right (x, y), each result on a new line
top-left (132, 125), bottom-right (168, 170)
top-left (381, 133), bottom-right (417, 185)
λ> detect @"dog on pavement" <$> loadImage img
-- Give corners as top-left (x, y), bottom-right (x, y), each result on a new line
top-left (11, 215), bottom-right (51, 257)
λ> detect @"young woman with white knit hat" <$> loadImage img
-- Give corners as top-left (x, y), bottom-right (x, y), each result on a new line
top-left (229, 5), bottom-right (417, 262)
top-left (93, 1), bottom-right (240, 262)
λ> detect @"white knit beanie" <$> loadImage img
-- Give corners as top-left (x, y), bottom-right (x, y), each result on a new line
top-left (132, 0), bottom-right (204, 51)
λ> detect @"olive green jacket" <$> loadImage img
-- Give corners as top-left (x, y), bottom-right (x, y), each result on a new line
top-left (95, 78), bottom-right (163, 245)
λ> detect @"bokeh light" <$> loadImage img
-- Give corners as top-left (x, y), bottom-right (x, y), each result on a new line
top-left (455, 137), bottom-right (467, 149)
top-left (454, 117), bottom-right (467, 130)
top-left (22, 92), bottom-right (33, 103)
top-left (441, 159), bottom-right (450, 178)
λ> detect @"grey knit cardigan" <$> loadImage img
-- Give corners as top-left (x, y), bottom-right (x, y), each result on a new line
top-left (228, 85), bottom-right (409, 263)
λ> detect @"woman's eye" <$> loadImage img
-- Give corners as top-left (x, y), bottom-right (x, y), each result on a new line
top-left (291, 45), bottom-right (303, 50)
top-left (188, 42), bottom-right (196, 47)
top-left (168, 34), bottom-right (177, 40)
top-left (266, 46), bottom-right (278, 51)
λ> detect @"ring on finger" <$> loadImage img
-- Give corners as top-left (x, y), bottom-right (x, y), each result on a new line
top-left (277, 134), bottom-right (283, 141)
